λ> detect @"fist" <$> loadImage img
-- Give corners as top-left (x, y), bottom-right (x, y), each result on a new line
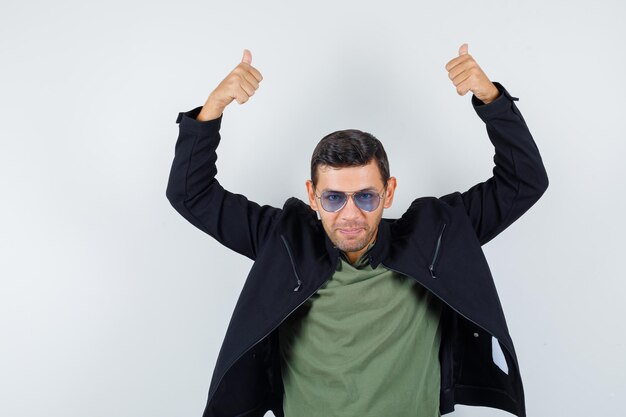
top-left (197, 49), bottom-right (263, 121)
top-left (445, 43), bottom-right (499, 104)
top-left (214, 49), bottom-right (263, 106)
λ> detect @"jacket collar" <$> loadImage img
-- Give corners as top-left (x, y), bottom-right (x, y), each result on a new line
top-left (368, 219), bottom-right (391, 268)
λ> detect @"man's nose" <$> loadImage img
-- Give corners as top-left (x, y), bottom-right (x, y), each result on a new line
top-left (340, 194), bottom-right (363, 219)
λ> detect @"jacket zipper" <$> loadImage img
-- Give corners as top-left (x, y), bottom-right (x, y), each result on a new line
top-left (429, 223), bottom-right (446, 279)
top-left (208, 246), bottom-right (340, 405)
top-left (416, 222), bottom-right (488, 337)
top-left (381, 260), bottom-right (515, 367)
top-left (281, 234), bottom-right (302, 291)
top-left (382, 261), bottom-right (482, 330)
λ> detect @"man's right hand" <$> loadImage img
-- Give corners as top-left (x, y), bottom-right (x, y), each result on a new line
top-left (197, 49), bottom-right (263, 121)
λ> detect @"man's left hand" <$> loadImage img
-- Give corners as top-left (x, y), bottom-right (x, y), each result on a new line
top-left (445, 43), bottom-right (500, 104)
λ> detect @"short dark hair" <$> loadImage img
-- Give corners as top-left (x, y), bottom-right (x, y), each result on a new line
top-left (310, 129), bottom-right (390, 188)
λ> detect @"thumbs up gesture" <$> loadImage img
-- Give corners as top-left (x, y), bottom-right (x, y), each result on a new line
top-left (444, 43), bottom-right (500, 104)
top-left (197, 49), bottom-right (264, 121)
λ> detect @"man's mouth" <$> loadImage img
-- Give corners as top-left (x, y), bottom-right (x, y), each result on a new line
top-left (339, 228), bottom-right (363, 235)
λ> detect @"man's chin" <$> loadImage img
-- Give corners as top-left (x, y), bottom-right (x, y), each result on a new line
top-left (332, 234), bottom-right (369, 253)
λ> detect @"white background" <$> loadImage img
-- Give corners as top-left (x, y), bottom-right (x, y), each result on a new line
top-left (1, 1), bottom-right (625, 416)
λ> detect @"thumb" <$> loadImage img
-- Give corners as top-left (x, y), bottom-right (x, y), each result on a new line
top-left (458, 43), bottom-right (468, 56)
top-left (242, 49), bottom-right (252, 64)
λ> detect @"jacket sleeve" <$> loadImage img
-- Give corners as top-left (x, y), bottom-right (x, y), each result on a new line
top-left (438, 81), bottom-right (549, 246)
top-left (165, 106), bottom-right (282, 261)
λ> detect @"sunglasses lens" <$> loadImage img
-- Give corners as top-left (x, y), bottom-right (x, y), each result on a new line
top-left (321, 191), bottom-right (347, 212)
top-left (354, 192), bottom-right (380, 212)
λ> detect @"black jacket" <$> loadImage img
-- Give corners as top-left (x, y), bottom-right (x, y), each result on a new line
top-left (166, 81), bottom-right (549, 417)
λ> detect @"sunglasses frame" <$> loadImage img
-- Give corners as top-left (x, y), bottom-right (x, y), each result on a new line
top-left (313, 186), bottom-right (387, 213)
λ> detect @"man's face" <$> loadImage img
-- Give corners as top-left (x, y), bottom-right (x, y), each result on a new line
top-left (306, 159), bottom-right (396, 263)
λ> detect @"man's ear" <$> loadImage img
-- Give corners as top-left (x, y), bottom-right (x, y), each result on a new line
top-left (305, 180), bottom-right (319, 211)
top-left (383, 177), bottom-right (397, 208)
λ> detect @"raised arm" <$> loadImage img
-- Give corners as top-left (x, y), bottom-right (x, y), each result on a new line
top-left (438, 44), bottom-right (549, 245)
top-left (165, 50), bottom-right (282, 260)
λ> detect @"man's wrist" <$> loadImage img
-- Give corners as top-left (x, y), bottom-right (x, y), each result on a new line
top-left (478, 83), bottom-right (501, 105)
top-left (197, 96), bottom-right (226, 121)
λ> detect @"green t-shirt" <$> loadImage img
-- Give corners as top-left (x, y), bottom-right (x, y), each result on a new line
top-left (278, 242), bottom-right (443, 417)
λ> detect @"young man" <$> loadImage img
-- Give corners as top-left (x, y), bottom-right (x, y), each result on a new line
top-left (166, 45), bottom-right (548, 417)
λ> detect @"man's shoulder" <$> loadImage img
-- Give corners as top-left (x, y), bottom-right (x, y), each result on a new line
top-left (399, 193), bottom-right (465, 219)
top-left (382, 193), bottom-right (469, 238)
top-left (277, 197), bottom-right (320, 229)
top-left (282, 196), bottom-right (313, 210)
top-left (280, 196), bottom-right (317, 217)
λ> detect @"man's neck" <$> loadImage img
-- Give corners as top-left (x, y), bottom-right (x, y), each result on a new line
top-left (343, 230), bottom-right (378, 265)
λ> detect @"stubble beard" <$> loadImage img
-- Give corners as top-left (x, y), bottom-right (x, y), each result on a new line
top-left (327, 222), bottom-right (376, 254)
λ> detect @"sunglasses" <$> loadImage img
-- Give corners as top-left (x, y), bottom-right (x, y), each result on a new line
top-left (314, 188), bottom-right (386, 212)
